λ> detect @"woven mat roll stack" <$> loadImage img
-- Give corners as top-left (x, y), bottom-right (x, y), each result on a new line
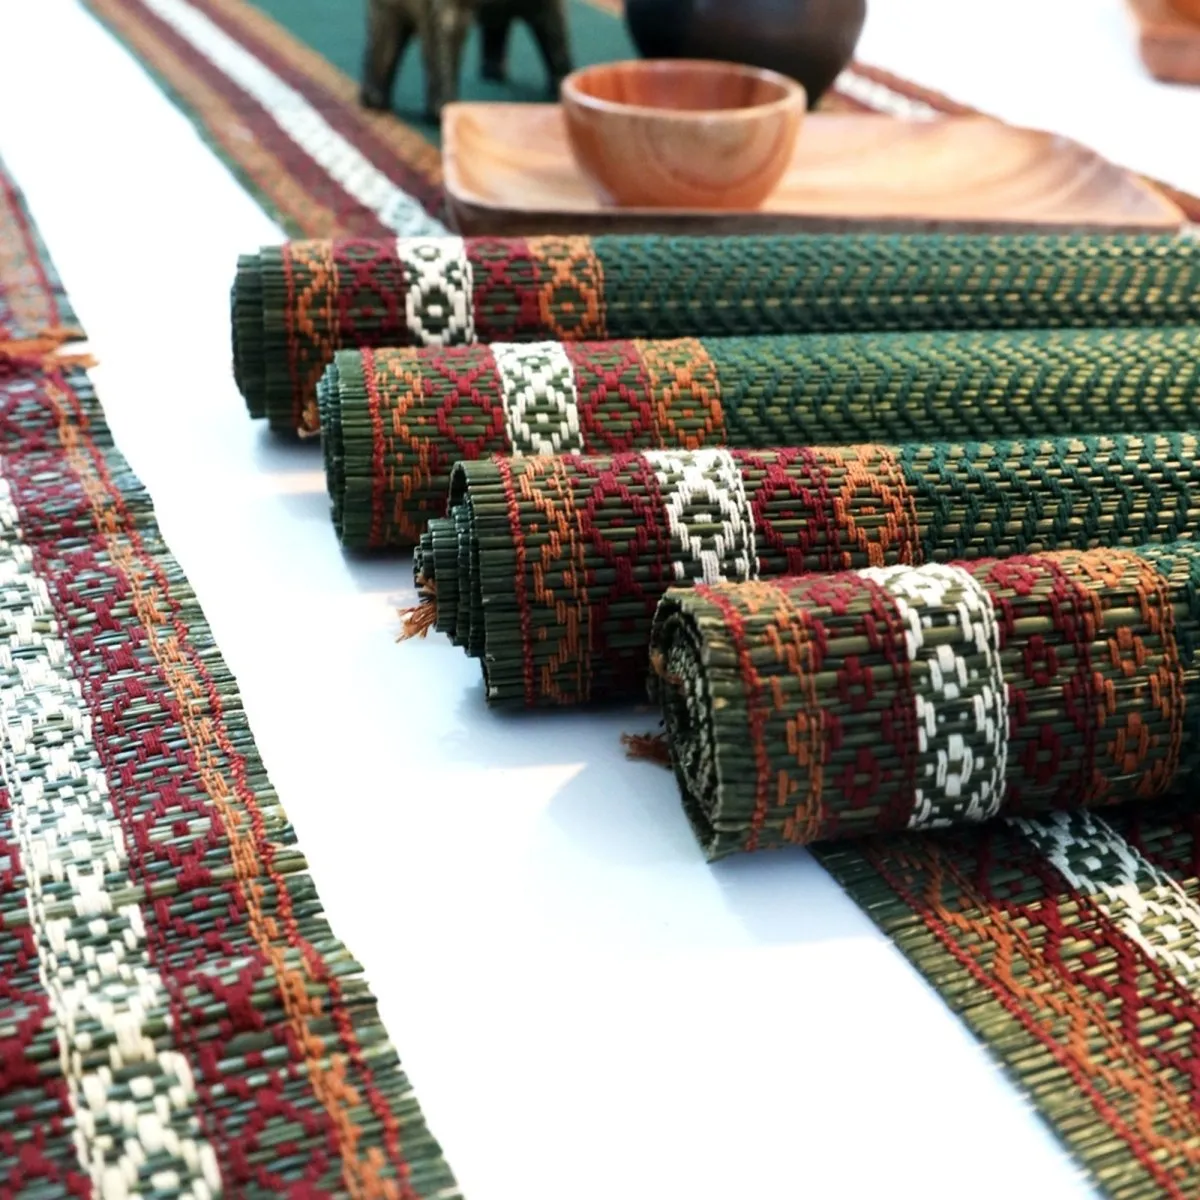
top-left (233, 232), bottom-right (1200, 436)
top-left (322, 326), bottom-right (1200, 548)
top-left (412, 433), bottom-right (1200, 708)
top-left (649, 543), bottom-right (1200, 858)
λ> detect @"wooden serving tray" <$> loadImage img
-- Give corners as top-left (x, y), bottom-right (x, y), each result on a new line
top-left (1128, 0), bottom-right (1200, 84)
top-left (442, 104), bottom-right (1184, 237)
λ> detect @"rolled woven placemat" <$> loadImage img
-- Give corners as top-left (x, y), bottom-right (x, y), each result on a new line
top-left (414, 433), bottom-right (1200, 708)
top-left (235, 232), bottom-right (1200, 435)
top-left (322, 324), bottom-right (1200, 548)
top-left (649, 543), bottom-right (1200, 859)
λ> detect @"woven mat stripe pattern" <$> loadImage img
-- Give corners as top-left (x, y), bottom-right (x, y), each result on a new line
top-left (324, 325), bottom-right (1200, 548)
top-left (0, 160), bottom-right (459, 1196)
top-left (82, 0), bottom-right (446, 239)
top-left (424, 436), bottom-right (1200, 708)
top-left (240, 232), bottom-right (1200, 435)
top-left (817, 800), bottom-right (1200, 1198)
top-left (650, 546), bottom-right (1193, 856)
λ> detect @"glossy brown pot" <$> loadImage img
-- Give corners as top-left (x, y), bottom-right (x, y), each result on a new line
top-left (623, 0), bottom-right (867, 108)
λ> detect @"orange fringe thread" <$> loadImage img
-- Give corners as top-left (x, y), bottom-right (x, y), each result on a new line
top-left (396, 599), bottom-right (436, 642)
top-left (0, 327), bottom-right (96, 372)
top-left (622, 732), bottom-right (671, 768)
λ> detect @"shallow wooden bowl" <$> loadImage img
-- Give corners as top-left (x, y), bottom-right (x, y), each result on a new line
top-left (560, 59), bottom-right (806, 210)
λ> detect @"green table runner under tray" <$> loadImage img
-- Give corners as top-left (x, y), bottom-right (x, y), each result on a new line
top-left (414, 433), bottom-right (1200, 708)
top-left (650, 545), bottom-right (1200, 859)
top-left (322, 324), bottom-right (1200, 549)
top-left (234, 231), bottom-right (1200, 436)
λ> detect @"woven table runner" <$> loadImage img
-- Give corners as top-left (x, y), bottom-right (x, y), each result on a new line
top-left (0, 159), bottom-right (458, 1196)
top-left (323, 325), bottom-right (1200, 548)
top-left (649, 546), bottom-right (1198, 858)
top-left (238, 232), bottom-right (1200, 436)
top-left (419, 435), bottom-right (1200, 708)
top-left (648, 543), bottom-right (1200, 1196)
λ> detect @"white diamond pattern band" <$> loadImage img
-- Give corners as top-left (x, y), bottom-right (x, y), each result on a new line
top-left (644, 449), bottom-right (759, 585)
top-left (397, 236), bottom-right (475, 346)
top-left (860, 563), bottom-right (1008, 829)
top-left (0, 480), bottom-right (221, 1200)
top-left (140, 0), bottom-right (445, 236)
top-left (494, 341), bottom-right (583, 456)
top-left (1016, 811), bottom-right (1200, 985)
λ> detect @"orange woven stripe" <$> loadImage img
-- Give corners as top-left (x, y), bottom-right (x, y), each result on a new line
top-left (375, 348), bottom-right (433, 547)
top-left (285, 240), bottom-right (339, 435)
top-left (1057, 549), bottom-right (1186, 801)
top-left (736, 581), bottom-right (827, 846)
top-left (813, 445), bottom-right (922, 568)
top-left (517, 458), bottom-right (591, 704)
top-left (769, 587), bottom-right (827, 845)
top-left (527, 236), bottom-right (608, 341)
top-left (637, 338), bottom-right (726, 450)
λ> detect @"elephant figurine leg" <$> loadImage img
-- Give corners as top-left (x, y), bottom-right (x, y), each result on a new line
top-left (361, 0), bottom-right (415, 111)
top-left (478, 4), bottom-right (513, 82)
top-left (523, 0), bottom-right (573, 94)
top-left (420, 0), bottom-right (475, 118)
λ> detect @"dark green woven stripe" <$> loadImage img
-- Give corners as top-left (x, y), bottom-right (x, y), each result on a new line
top-left (589, 231), bottom-right (1200, 337)
top-left (234, 232), bottom-right (1200, 432)
top-left (649, 545), bottom-right (1200, 859)
top-left (231, 254), bottom-right (266, 418)
top-left (326, 324), bottom-right (1200, 548)
top-left (711, 325), bottom-right (1200, 446)
top-left (436, 433), bottom-right (1200, 708)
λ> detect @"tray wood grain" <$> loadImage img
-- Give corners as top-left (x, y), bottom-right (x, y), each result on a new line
top-left (442, 104), bottom-right (1184, 237)
top-left (1128, 0), bottom-right (1200, 84)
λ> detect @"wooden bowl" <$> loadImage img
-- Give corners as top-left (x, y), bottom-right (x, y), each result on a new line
top-left (560, 59), bottom-right (806, 210)
top-left (1168, 0), bottom-right (1200, 20)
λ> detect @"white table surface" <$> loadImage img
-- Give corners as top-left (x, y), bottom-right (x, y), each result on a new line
top-left (1, 1), bottom-right (1191, 1196)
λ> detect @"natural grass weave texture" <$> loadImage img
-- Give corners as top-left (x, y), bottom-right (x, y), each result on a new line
top-left (650, 545), bottom-right (1200, 859)
top-left (322, 324), bottom-right (1200, 549)
top-left (0, 154), bottom-right (458, 1194)
top-left (414, 434), bottom-right (1200, 709)
top-left (235, 231), bottom-right (1200, 435)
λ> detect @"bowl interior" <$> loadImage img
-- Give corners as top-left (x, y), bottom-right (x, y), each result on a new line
top-left (566, 60), bottom-right (796, 115)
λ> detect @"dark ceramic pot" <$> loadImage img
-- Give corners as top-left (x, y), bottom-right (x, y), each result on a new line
top-left (623, 0), bottom-right (867, 108)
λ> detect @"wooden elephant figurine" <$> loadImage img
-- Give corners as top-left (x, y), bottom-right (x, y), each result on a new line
top-left (361, 0), bottom-right (574, 118)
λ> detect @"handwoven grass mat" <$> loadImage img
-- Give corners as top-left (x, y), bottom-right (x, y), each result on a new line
top-left (0, 154), bottom-right (459, 1198)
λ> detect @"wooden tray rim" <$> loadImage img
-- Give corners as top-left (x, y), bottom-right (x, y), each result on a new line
top-left (441, 102), bottom-right (1186, 235)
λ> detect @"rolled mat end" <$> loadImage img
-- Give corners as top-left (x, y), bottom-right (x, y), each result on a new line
top-left (231, 252), bottom-right (266, 419)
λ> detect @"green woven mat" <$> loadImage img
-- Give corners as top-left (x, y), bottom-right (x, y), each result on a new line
top-left (413, 434), bottom-right (1200, 708)
top-left (649, 545), bottom-right (1200, 858)
top-left (234, 231), bottom-right (1200, 436)
top-left (323, 324), bottom-right (1200, 548)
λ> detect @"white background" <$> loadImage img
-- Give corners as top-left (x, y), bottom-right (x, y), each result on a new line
top-left (0, 1), bottom-right (1191, 1196)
